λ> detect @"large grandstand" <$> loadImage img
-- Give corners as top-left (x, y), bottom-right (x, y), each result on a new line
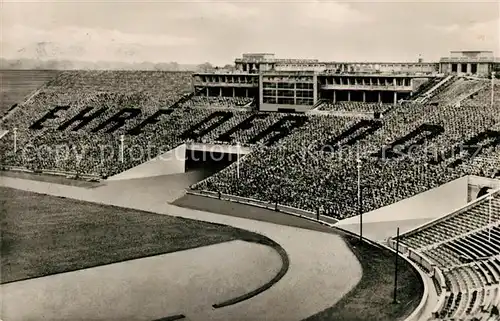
top-left (1, 50), bottom-right (500, 215)
top-left (1, 48), bottom-right (500, 321)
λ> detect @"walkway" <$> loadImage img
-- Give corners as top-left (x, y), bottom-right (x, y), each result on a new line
top-left (0, 176), bottom-right (362, 321)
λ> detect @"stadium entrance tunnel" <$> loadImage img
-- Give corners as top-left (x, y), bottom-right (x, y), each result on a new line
top-left (184, 142), bottom-right (251, 181)
top-left (105, 143), bottom-right (250, 182)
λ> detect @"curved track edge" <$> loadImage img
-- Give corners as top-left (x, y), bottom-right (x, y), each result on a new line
top-left (212, 235), bottom-right (290, 308)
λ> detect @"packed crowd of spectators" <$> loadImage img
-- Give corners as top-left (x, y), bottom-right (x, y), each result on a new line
top-left (194, 79), bottom-right (500, 218)
top-left (1, 72), bottom-right (498, 220)
top-left (317, 101), bottom-right (392, 113)
top-left (0, 71), bottom-right (194, 177)
top-left (179, 96), bottom-right (254, 109)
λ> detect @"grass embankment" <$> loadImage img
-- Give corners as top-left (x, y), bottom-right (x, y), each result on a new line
top-left (0, 186), bottom-right (284, 284)
top-left (304, 235), bottom-right (424, 321)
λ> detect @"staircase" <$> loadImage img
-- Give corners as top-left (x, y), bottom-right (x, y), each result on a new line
top-left (416, 75), bottom-right (454, 103)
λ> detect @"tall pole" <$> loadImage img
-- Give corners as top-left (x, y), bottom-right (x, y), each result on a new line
top-left (489, 195), bottom-right (493, 243)
top-left (236, 141), bottom-right (240, 179)
top-left (13, 127), bottom-right (17, 154)
top-left (120, 134), bottom-right (124, 163)
top-left (357, 148), bottom-right (363, 241)
top-left (393, 227), bottom-right (400, 304)
top-left (491, 72), bottom-right (495, 112)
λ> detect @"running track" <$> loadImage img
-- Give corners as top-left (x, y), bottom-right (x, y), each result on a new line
top-left (0, 176), bottom-right (362, 321)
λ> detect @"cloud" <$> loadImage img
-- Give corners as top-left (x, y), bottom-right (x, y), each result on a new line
top-left (0, 1), bottom-right (498, 64)
top-left (296, 1), bottom-right (372, 24)
top-left (1, 25), bottom-right (197, 62)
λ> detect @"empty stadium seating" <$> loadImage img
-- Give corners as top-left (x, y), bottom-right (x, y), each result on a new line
top-left (399, 189), bottom-right (500, 321)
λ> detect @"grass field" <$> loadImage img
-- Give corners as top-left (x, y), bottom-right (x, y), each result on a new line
top-left (304, 235), bottom-right (424, 321)
top-left (0, 69), bottom-right (59, 114)
top-left (0, 186), bottom-right (272, 284)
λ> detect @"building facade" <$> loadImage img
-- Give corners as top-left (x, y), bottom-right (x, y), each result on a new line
top-left (192, 50), bottom-right (499, 113)
top-left (439, 51), bottom-right (499, 76)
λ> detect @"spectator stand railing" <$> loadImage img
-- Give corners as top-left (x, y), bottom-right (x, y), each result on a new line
top-left (2, 165), bottom-right (101, 182)
top-left (388, 237), bottom-right (442, 321)
top-left (187, 188), bottom-right (429, 321)
top-left (187, 189), bottom-right (338, 225)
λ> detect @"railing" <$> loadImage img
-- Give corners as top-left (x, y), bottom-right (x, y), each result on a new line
top-left (194, 82), bottom-right (258, 87)
top-left (188, 189), bottom-right (338, 225)
top-left (188, 189), bottom-right (429, 321)
top-left (1, 165), bottom-right (101, 181)
top-left (321, 84), bottom-right (412, 91)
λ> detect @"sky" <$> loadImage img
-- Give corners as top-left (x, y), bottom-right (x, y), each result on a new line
top-left (1, 0), bottom-right (499, 65)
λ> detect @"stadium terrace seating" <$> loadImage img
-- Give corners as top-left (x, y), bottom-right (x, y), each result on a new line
top-left (428, 77), bottom-right (486, 106)
top-left (1, 74), bottom-right (499, 222)
top-left (424, 223), bottom-right (500, 267)
top-left (195, 78), bottom-right (500, 218)
top-left (428, 261), bottom-right (500, 320)
top-left (409, 77), bottom-right (444, 101)
top-left (399, 189), bottom-right (500, 321)
top-left (0, 70), bottom-right (194, 176)
top-left (179, 96), bottom-right (255, 109)
top-left (401, 192), bottom-right (500, 250)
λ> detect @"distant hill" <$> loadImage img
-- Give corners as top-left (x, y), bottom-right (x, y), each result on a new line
top-left (0, 57), bottom-right (204, 71)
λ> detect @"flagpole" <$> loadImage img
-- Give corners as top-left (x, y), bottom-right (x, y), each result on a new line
top-left (236, 141), bottom-right (240, 179)
top-left (491, 72), bottom-right (495, 112)
top-left (489, 195), bottom-right (493, 243)
top-left (13, 127), bottom-right (17, 154)
top-left (393, 227), bottom-right (400, 304)
top-left (120, 134), bottom-right (124, 163)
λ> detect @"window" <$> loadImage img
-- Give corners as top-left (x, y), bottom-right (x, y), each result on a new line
top-left (263, 82), bottom-right (277, 89)
top-left (296, 98), bottom-right (314, 105)
top-left (263, 97), bottom-right (277, 104)
top-left (471, 64), bottom-right (477, 74)
top-left (278, 82), bottom-right (295, 89)
top-left (263, 89), bottom-right (276, 96)
top-left (277, 97), bottom-right (294, 104)
top-left (277, 89), bottom-right (294, 97)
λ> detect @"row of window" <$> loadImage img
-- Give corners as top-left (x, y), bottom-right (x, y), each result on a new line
top-left (450, 63), bottom-right (478, 73)
top-left (263, 82), bottom-right (315, 89)
top-left (263, 90), bottom-right (314, 97)
top-left (263, 97), bottom-right (314, 105)
top-left (321, 78), bottom-right (411, 86)
top-left (198, 77), bottom-right (257, 83)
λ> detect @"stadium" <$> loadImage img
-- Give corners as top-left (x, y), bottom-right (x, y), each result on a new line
top-left (1, 47), bottom-right (500, 321)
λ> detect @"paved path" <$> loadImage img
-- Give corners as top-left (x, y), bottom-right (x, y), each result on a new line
top-left (0, 176), bottom-right (362, 321)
